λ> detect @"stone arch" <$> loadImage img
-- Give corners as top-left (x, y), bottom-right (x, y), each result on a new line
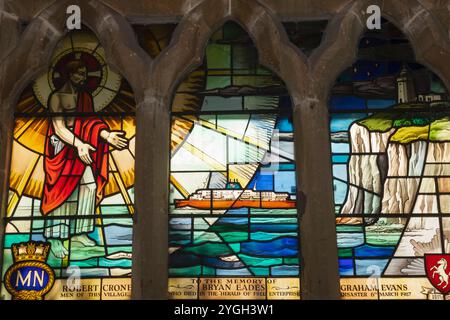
top-left (138, 0), bottom-right (377, 299)
top-left (379, 1), bottom-right (450, 90)
top-left (0, 8), bottom-right (21, 61)
top-left (326, 8), bottom-right (450, 298)
top-left (0, 0), bottom-right (445, 300)
top-left (135, 0), bottom-right (325, 299)
top-left (311, 0), bottom-right (450, 96)
top-left (148, 0), bottom-right (309, 104)
top-left (0, 0), bottom-right (149, 108)
top-left (0, 0), bottom-right (147, 300)
top-left (167, 19), bottom-right (301, 297)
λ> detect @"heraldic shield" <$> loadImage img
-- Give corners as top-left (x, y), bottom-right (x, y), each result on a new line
top-left (3, 241), bottom-right (55, 300)
top-left (425, 254), bottom-right (450, 294)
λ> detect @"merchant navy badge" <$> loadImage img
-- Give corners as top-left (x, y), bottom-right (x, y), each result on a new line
top-left (3, 241), bottom-right (55, 300)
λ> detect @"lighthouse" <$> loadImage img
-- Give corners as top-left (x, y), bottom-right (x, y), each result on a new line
top-left (396, 64), bottom-right (416, 103)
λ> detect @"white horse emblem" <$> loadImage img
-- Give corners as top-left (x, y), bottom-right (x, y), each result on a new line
top-left (430, 258), bottom-right (449, 289)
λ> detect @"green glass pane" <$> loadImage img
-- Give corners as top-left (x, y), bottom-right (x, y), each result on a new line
top-left (206, 44), bottom-right (231, 69)
top-left (4, 234), bottom-right (30, 247)
top-left (206, 76), bottom-right (231, 90)
top-left (338, 248), bottom-right (353, 257)
top-left (170, 266), bottom-right (202, 276)
top-left (239, 254), bottom-right (283, 267)
top-left (249, 267), bottom-right (269, 276)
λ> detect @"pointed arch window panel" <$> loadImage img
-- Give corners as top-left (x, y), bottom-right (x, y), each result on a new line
top-left (1, 28), bottom-right (135, 300)
top-left (330, 19), bottom-right (450, 299)
top-left (168, 22), bottom-right (300, 300)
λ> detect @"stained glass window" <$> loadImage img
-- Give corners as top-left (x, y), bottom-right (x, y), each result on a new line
top-left (283, 20), bottom-right (328, 56)
top-left (1, 28), bottom-right (135, 300)
top-left (330, 19), bottom-right (450, 299)
top-left (133, 24), bottom-right (177, 59)
top-left (168, 22), bottom-right (300, 300)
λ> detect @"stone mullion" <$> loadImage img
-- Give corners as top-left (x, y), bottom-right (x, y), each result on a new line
top-left (0, 9), bottom-right (20, 61)
top-left (0, 8), bottom-right (26, 296)
top-left (292, 89), bottom-right (341, 300)
top-left (1, 0), bottom-right (446, 302)
top-left (0, 0), bottom-right (151, 300)
top-left (302, 0), bottom-right (450, 300)
top-left (132, 0), bottom-right (230, 300)
top-left (0, 3), bottom-right (63, 292)
top-left (294, 3), bottom-right (367, 299)
top-left (0, 108), bottom-right (15, 291)
top-left (132, 94), bottom-right (170, 300)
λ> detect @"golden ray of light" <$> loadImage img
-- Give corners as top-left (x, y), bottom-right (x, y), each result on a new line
top-left (105, 148), bottom-right (134, 196)
top-left (9, 30), bottom-right (139, 216)
top-left (109, 153), bottom-right (134, 214)
top-left (169, 175), bottom-right (190, 198)
top-left (14, 117), bottom-right (49, 154)
top-left (95, 206), bottom-right (105, 246)
top-left (172, 93), bottom-right (201, 113)
top-left (122, 116), bottom-right (136, 139)
top-left (104, 115), bottom-right (136, 139)
top-left (10, 119), bottom-right (135, 199)
top-left (108, 98), bottom-right (136, 113)
top-left (14, 118), bottom-right (37, 140)
top-left (18, 98), bottom-right (43, 114)
top-left (26, 156), bottom-right (44, 197)
top-left (170, 133), bottom-right (188, 151)
top-left (8, 153), bottom-right (41, 217)
top-left (110, 148), bottom-right (134, 174)
top-left (17, 95), bottom-right (35, 110)
top-left (182, 115), bottom-right (270, 150)
top-left (181, 141), bottom-right (226, 171)
top-left (105, 172), bottom-right (120, 195)
top-left (19, 103), bottom-right (44, 114)
top-left (128, 137), bottom-right (135, 157)
top-left (171, 118), bottom-right (193, 143)
top-left (229, 164), bottom-right (258, 188)
top-left (103, 117), bottom-right (122, 132)
top-left (119, 89), bottom-right (135, 99)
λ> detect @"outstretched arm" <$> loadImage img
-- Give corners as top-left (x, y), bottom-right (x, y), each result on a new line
top-left (50, 93), bottom-right (95, 164)
top-left (100, 130), bottom-right (128, 150)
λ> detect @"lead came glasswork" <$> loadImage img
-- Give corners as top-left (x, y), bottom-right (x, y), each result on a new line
top-left (1, 28), bottom-right (136, 300)
top-left (330, 19), bottom-right (450, 299)
top-left (168, 22), bottom-right (300, 299)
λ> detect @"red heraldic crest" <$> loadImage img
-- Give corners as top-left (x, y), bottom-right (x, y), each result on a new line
top-left (425, 254), bottom-right (450, 294)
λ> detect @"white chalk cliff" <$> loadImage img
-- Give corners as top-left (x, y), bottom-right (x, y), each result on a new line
top-left (337, 102), bottom-right (450, 261)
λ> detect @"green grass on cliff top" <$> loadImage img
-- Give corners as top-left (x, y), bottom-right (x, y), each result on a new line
top-left (357, 101), bottom-right (450, 143)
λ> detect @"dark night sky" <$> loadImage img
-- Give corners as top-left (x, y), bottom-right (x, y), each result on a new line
top-left (331, 20), bottom-right (446, 108)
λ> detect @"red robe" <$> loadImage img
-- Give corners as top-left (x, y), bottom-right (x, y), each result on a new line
top-left (41, 91), bottom-right (109, 215)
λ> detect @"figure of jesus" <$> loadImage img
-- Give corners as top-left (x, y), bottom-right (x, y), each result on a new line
top-left (41, 59), bottom-right (128, 258)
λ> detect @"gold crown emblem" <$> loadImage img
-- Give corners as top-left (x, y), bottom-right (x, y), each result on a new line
top-left (12, 241), bottom-right (50, 262)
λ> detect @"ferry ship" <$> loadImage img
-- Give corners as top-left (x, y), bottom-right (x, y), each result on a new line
top-left (175, 180), bottom-right (296, 209)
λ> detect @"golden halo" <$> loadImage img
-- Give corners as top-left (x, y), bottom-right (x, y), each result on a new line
top-left (9, 30), bottom-right (135, 209)
top-left (32, 31), bottom-right (122, 111)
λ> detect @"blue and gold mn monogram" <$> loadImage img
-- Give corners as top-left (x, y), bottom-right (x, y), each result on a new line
top-left (4, 241), bottom-right (55, 300)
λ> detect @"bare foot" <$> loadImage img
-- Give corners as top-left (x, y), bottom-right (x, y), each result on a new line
top-left (72, 234), bottom-right (97, 247)
top-left (48, 239), bottom-right (69, 258)
top-left (336, 217), bottom-right (363, 225)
